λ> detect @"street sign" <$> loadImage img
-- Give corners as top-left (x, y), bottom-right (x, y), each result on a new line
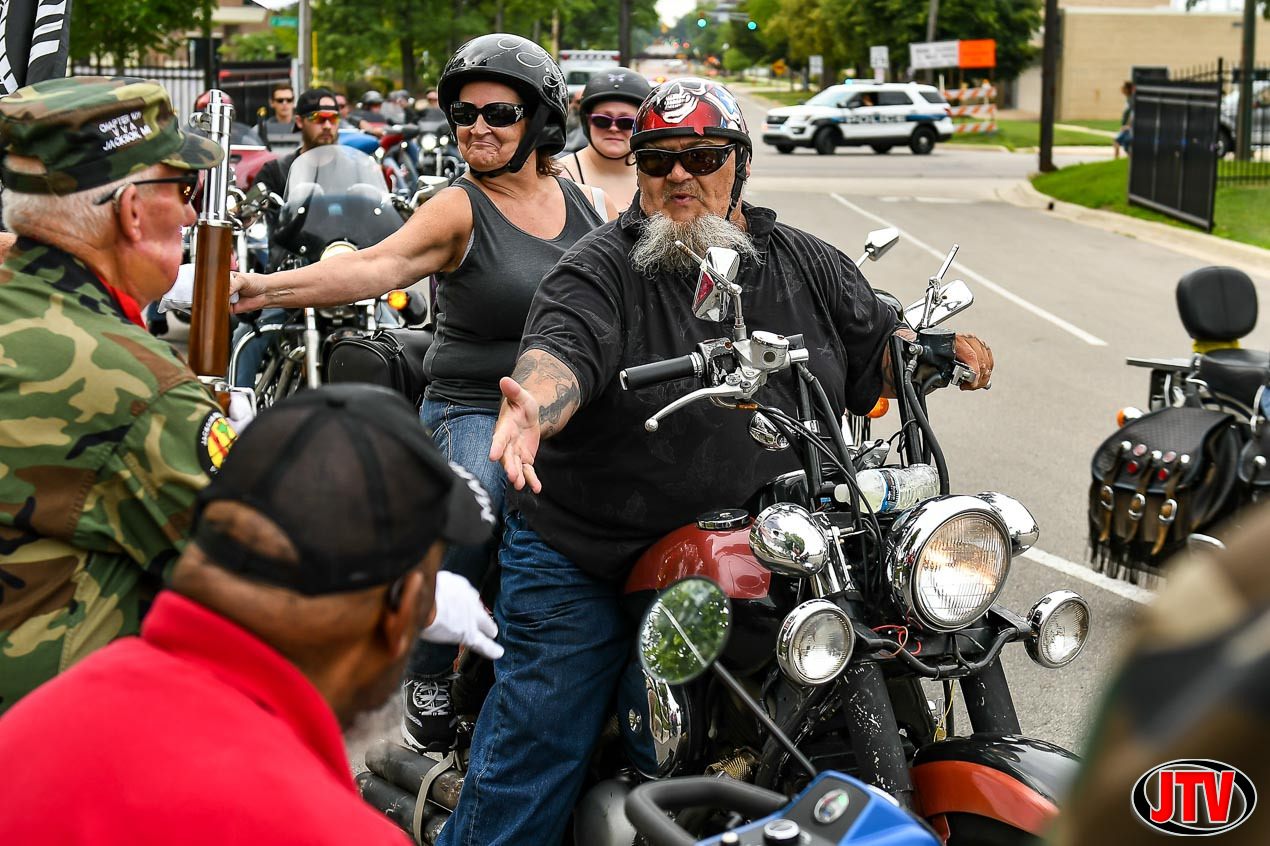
top-left (958, 39), bottom-right (996, 69)
top-left (771, 59), bottom-right (787, 77)
top-left (270, 15), bottom-right (298, 28)
top-left (909, 40), bottom-right (958, 70)
top-left (870, 45), bottom-right (889, 70)
top-left (809, 54), bottom-right (823, 77)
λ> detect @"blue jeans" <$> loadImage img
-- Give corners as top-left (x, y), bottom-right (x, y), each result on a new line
top-left (407, 398), bottom-right (506, 678)
top-left (436, 512), bottom-right (631, 846)
top-left (231, 308), bottom-right (287, 387)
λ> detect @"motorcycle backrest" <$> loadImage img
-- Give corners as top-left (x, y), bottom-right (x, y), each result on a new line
top-left (1176, 266), bottom-right (1257, 342)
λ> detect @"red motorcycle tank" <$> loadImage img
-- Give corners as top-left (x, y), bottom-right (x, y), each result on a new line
top-left (623, 509), bottom-right (770, 600)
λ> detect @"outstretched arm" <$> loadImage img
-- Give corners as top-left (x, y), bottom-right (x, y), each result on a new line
top-left (489, 349), bottom-right (583, 493)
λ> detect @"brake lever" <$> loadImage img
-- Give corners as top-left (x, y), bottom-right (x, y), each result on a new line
top-left (645, 384), bottom-right (746, 432)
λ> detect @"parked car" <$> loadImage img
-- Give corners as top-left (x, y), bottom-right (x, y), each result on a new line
top-left (1215, 80), bottom-right (1270, 158)
top-left (761, 82), bottom-right (954, 155)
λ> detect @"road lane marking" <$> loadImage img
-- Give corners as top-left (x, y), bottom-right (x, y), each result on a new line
top-left (830, 193), bottom-right (1108, 347)
top-left (1022, 547), bottom-right (1154, 605)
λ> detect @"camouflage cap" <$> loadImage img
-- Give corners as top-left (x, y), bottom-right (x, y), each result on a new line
top-left (0, 75), bottom-right (223, 196)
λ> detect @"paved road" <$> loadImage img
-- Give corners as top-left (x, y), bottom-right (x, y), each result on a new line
top-left (736, 89), bottom-right (1270, 751)
top-left (331, 97), bottom-right (1270, 770)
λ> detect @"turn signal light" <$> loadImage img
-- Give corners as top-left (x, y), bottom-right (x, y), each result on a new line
top-left (387, 290), bottom-right (410, 310)
top-left (1117, 406), bottom-right (1143, 427)
top-left (868, 397), bottom-right (889, 419)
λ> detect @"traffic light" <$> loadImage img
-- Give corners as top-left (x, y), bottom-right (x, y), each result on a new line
top-left (697, 12), bottom-right (707, 28)
top-left (747, 20), bottom-right (758, 30)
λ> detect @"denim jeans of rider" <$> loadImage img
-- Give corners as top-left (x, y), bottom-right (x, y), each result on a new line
top-left (435, 511), bottom-right (631, 846)
top-left (407, 399), bottom-right (507, 678)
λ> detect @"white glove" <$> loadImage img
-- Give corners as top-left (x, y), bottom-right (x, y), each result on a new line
top-left (158, 263), bottom-right (240, 313)
top-left (158, 264), bottom-right (196, 313)
top-left (419, 571), bottom-right (504, 660)
top-left (226, 388), bottom-right (256, 434)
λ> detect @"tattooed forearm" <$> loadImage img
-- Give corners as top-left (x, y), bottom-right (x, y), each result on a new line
top-left (511, 349), bottom-right (582, 438)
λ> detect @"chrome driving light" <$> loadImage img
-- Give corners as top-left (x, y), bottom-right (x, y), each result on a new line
top-left (888, 496), bottom-right (1011, 632)
top-left (776, 599), bottom-right (854, 686)
top-left (749, 503), bottom-right (827, 577)
top-left (1026, 590), bottom-right (1091, 669)
top-left (320, 240), bottom-right (358, 261)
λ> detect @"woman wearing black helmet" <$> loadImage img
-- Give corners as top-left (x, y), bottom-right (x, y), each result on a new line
top-left (558, 67), bottom-right (651, 210)
top-left (231, 34), bottom-right (617, 747)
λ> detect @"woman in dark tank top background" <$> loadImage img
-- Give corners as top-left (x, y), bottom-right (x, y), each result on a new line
top-left (229, 35), bottom-right (617, 751)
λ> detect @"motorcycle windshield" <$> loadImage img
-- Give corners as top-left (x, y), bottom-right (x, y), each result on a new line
top-left (274, 145), bottom-right (401, 256)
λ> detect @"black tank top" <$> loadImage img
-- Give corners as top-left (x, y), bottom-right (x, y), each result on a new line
top-left (423, 176), bottom-right (605, 409)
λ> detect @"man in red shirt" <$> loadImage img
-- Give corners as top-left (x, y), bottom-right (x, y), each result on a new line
top-left (0, 383), bottom-right (498, 844)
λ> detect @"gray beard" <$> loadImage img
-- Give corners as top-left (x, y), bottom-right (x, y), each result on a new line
top-left (630, 212), bottom-right (761, 277)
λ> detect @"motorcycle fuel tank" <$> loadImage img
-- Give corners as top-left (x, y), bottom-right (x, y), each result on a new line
top-left (624, 512), bottom-right (770, 600)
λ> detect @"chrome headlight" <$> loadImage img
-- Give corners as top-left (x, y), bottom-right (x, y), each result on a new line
top-left (776, 599), bottom-right (854, 685)
top-left (1026, 590), bottom-right (1091, 669)
top-left (320, 240), bottom-right (358, 261)
top-left (749, 503), bottom-right (827, 576)
top-left (421, 132), bottom-right (439, 151)
top-left (976, 492), bottom-right (1038, 556)
top-left (888, 495), bottom-right (1011, 632)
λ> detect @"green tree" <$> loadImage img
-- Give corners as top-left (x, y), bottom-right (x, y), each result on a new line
top-left (220, 29), bottom-right (298, 63)
top-left (762, 0), bottom-right (1040, 85)
top-left (70, 0), bottom-right (216, 71)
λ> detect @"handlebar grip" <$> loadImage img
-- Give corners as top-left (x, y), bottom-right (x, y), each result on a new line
top-left (620, 354), bottom-right (701, 391)
top-left (625, 778), bottom-right (787, 846)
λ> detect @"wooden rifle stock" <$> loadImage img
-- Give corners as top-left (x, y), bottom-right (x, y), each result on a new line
top-left (189, 221), bottom-right (234, 377)
top-left (187, 89), bottom-right (236, 378)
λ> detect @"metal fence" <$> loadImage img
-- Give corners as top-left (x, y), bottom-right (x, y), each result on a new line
top-left (69, 58), bottom-right (293, 135)
top-left (1128, 67), bottom-right (1220, 230)
top-left (71, 63), bottom-right (205, 126)
top-left (1173, 60), bottom-right (1270, 186)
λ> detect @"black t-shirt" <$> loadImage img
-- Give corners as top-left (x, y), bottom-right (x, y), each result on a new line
top-left (511, 199), bottom-right (897, 579)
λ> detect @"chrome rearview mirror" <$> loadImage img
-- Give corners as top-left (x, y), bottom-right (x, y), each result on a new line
top-left (689, 245), bottom-right (741, 324)
top-left (904, 278), bottom-right (973, 330)
top-left (638, 577), bottom-right (731, 685)
top-left (860, 227), bottom-right (899, 263)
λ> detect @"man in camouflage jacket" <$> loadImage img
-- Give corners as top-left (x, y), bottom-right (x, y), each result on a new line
top-left (0, 77), bottom-right (229, 712)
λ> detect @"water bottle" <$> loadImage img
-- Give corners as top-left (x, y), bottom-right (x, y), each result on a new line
top-left (834, 464), bottom-right (940, 513)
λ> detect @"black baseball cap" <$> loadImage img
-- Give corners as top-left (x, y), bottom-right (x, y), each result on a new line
top-left (295, 87), bottom-right (337, 117)
top-left (191, 384), bottom-right (495, 596)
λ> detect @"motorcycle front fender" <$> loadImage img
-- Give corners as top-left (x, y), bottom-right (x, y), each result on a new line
top-left (909, 733), bottom-right (1078, 838)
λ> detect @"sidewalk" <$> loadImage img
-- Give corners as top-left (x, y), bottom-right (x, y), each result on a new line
top-left (998, 179), bottom-right (1270, 280)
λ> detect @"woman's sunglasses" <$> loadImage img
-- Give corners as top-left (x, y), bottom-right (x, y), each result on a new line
top-left (588, 113), bottom-right (636, 132)
top-left (450, 101), bottom-right (526, 128)
top-left (93, 173), bottom-right (200, 206)
top-left (634, 144), bottom-right (737, 178)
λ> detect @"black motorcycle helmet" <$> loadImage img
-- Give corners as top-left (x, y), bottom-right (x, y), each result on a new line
top-left (437, 33), bottom-right (568, 178)
top-left (579, 67), bottom-right (652, 148)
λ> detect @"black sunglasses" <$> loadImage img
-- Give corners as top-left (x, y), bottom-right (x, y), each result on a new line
top-left (450, 101), bottom-right (526, 128)
top-left (634, 144), bottom-right (737, 178)
top-left (588, 113), bottom-right (636, 132)
top-left (94, 173), bottom-right (199, 206)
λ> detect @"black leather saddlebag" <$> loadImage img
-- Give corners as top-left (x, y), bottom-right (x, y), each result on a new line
top-left (325, 327), bottom-right (432, 409)
top-left (1089, 406), bottom-right (1240, 578)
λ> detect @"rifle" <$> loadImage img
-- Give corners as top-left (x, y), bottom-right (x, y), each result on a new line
top-left (188, 90), bottom-right (235, 379)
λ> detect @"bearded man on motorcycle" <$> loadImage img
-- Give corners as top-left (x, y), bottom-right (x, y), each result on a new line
top-left (437, 77), bottom-right (994, 845)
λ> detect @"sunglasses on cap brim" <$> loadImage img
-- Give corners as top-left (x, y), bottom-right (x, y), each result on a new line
top-left (634, 144), bottom-right (738, 178)
top-left (449, 101), bottom-right (526, 128)
top-left (304, 110), bottom-right (340, 124)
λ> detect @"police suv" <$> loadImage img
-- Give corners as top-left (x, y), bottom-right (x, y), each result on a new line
top-left (761, 82), bottom-right (954, 155)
